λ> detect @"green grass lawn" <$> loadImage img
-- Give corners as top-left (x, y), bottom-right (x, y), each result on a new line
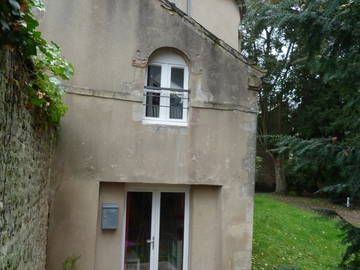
top-left (252, 195), bottom-right (346, 270)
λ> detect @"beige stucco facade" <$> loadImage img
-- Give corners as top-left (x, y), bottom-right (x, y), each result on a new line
top-left (169, 0), bottom-right (241, 49)
top-left (40, 0), bottom-right (263, 269)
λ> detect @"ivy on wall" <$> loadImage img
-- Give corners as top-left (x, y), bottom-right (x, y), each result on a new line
top-left (0, 0), bottom-right (73, 125)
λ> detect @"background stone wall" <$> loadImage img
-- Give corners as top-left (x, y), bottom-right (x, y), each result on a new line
top-left (0, 51), bottom-right (55, 270)
top-left (256, 147), bottom-right (276, 192)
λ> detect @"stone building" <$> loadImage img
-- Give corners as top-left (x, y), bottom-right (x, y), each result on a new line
top-left (40, 0), bottom-right (263, 269)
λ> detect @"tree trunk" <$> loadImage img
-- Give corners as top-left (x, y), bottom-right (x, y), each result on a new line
top-left (274, 156), bottom-right (287, 194)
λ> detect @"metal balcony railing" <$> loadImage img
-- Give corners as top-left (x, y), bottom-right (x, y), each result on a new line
top-left (143, 86), bottom-right (190, 119)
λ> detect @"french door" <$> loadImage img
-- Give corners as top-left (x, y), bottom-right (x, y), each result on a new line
top-left (124, 189), bottom-right (189, 270)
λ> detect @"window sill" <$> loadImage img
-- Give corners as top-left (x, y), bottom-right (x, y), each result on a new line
top-left (142, 119), bottom-right (188, 127)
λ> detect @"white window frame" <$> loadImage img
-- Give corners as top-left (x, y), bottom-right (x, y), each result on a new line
top-left (121, 184), bottom-right (190, 270)
top-left (143, 52), bottom-right (189, 127)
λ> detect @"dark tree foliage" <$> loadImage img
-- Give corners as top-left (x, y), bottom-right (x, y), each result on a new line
top-left (274, 136), bottom-right (360, 200)
top-left (242, 0), bottom-right (360, 143)
top-left (241, 0), bottom-right (360, 266)
top-left (241, 2), bottom-right (295, 193)
top-left (241, 0), bottom-right (360, 191)
top-left (340, 222), bottom-right (360, 270)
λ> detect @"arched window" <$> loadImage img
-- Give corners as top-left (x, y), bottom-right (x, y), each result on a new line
top-left (143, 50), bottom-right (189, 126)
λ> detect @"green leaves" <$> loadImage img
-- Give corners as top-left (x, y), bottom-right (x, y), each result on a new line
top-left (0, 19), bottom-right (10, 31)
top-left (339, 221), bottom-right (360, 269)
top-left (271, 135), bottom-right (360, 201)
top-left (36, 42), bottom-right (74, 80)
top-left (1, 0), bottom-right (74, 126)
top-left (244, 1), bottom-right (360, 266)
top-left (242, 0), bottom-right (360, 143)
top-left (8, 0), bottom-right (21, 16)
top-left (29, 43), bottom-right (74, 125)
top-left (242, 0), bottom-right (360, 192)
top-left (63, 255), bottom-right (80, 270)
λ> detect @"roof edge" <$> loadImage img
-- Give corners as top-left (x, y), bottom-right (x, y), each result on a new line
top-left (158, 0), bottom-right (265, 77)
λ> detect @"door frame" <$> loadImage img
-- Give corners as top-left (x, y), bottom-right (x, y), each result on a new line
top-left (121, 184), bottom-right (190, 270)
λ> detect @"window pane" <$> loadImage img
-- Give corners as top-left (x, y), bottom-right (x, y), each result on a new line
top-left (147, 65), bottom-right (161, 87)
top-left (124, 192), bottom-right (152, 270)
top-left (170, 94), bottom-right (183, 119)
top-left (158, 193), bottom-right (185, 270)
top-left (170, 68), bottom-right (184, 89)
top-left (145, 92), bottom-right (160, 118)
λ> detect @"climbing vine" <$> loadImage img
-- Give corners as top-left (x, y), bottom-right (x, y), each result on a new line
top-left (1, 0), bottom-right (73, 125)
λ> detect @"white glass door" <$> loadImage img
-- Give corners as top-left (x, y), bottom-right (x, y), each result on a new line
top-left (124, 190), bottom-right (189, 270)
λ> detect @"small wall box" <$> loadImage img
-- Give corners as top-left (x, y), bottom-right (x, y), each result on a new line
top-left (101, 203), bottom-right (119, 230)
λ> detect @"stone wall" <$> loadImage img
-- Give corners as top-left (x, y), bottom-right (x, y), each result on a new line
top-left (0, 51), bottom-right (55, 270)
top-left (255, 146), bottom-right (276, 192)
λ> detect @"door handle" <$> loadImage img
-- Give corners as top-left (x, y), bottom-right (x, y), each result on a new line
top-left (146, 237), bottom-right (155, 250)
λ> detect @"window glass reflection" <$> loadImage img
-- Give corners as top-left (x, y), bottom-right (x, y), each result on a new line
top-left (145, 92), bottom-right (160, 118)
top-left (170, 94), bottom-right (183, 119)
top-left (170, 68), bottom-right (184, 89)
top-left (158, 193), bottom-right (185, 270)
top-left (147, 65), bottom-right (162, 87)
top-left (125, 192), bottom-right (152, 270)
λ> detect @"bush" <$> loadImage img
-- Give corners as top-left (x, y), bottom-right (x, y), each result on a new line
top-left (273, 136), bottom-right (360, 203)
top-left (1, 0), bottom-right (73, 126)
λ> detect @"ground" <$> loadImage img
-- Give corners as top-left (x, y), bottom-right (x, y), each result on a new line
top-left (264, 193), bottom-right (360, 227)
top-left (251, 194), bottom-right (354, 270)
